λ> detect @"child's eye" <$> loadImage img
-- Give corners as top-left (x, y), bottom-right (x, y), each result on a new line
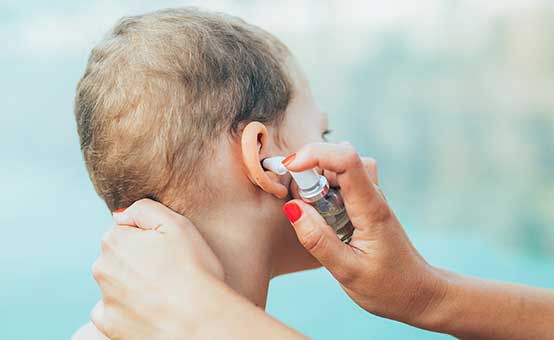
top-left (322, 129), bottom-right (333, 142)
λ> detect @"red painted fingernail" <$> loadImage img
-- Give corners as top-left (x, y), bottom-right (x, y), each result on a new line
top-left (113, 207), bottom-right (126, 214)
top-left (282, 153), bottom-right (296, 167)
top-left (283, 202), bottom-right (302, 223)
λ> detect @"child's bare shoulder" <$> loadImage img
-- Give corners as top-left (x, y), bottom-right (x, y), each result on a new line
top-left (71, 322), bottom-right (109, 340)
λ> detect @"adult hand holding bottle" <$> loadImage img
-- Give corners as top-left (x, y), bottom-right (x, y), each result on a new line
top-left (85, 141), bottom-right (554, 340)
top-left (281, 142), bottom-right (554, 340)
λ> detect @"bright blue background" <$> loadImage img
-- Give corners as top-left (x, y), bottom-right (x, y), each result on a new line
top-left (1, 1), bottom-right (553, 339)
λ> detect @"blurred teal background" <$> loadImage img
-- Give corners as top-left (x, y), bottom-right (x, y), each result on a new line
top-left (1, 1), bottom-right (553, 339)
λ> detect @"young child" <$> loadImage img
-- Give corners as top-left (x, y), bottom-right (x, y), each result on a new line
top-left (73, 7), bottom-right (333, 338)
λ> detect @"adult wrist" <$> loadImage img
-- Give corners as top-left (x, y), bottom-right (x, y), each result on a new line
top-left (405, 265), bottom-right (455, 333)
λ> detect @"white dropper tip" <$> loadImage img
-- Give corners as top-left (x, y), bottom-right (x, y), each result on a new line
top-left (262, 156), bottom-right (288, 175)
top-left (262, 156), bottom-right (321, 191)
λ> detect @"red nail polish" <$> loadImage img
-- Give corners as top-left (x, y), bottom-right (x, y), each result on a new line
top-left (113, 207), bottom-right (126, 214)
top-left (283, 202), bottom-right (302, 223)
top-left (282, 153), bottom-right (296, 167)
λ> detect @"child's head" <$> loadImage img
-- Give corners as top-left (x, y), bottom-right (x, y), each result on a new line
top-left (75, 8), bottom-right (329, 273)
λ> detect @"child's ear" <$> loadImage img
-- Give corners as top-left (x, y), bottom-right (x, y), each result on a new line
top-left (241, 121), bottom-right (288, 199)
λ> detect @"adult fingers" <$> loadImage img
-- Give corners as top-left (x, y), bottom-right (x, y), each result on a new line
top-left (100, 225), bottom-right (140, 250)
top-left (283, 143), bottom-right (386, 230)
top-left (324, 156), bottom-right (378, 187)
top-left (112, 198), bottom-right (190, 233)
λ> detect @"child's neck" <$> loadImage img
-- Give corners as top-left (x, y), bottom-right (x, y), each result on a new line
top-left (191, 206), bottom-right (280, 309)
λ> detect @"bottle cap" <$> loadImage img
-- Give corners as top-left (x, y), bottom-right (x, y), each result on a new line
top-left (289, 168), bottom-right (320, 190)
top-left (262, 156), bottom-right (321, 190)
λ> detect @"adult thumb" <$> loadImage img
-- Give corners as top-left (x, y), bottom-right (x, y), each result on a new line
top-left (283, 200), bottom-right (354, 273)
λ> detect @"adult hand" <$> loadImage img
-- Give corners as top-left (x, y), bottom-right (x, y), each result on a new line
top-left (282, 142), bottom-right (447, 329)
top-left (282, 142), bottom-right (554, 340)
top-left (90, 199), bottom-right (305, 340)
top-left (90, 199), bottom-right (224, 339)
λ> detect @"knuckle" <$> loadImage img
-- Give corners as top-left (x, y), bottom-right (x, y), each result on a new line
top-left (91, 260), bottom-right (104, 280)
top-left (343, 146), bottom-right (362, 168)
top-left (361, 157), bottom-right (378, 173)
top-left (339, 141), bottom-right (356, 155)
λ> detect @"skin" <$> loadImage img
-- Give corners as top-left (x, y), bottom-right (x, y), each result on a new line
top-left (79, 199), bottom-right (307, 340)
top-left (283, 143), bottom-right (554, 340)
top-left (73, 58), bottom-right (367, 339)
top-left (87, 143), bottom-right (554, 340)
top-left (75, 59), bottom-right (554, 339)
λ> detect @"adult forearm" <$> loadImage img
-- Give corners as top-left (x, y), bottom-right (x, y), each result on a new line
top-left (424, 268), bottom-right (554, 340)
top-left (193, 279), bottom-right (307, 340)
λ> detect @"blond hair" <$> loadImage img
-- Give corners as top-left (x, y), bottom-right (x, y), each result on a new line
top-left (74, 8), bottom-right (292, 213)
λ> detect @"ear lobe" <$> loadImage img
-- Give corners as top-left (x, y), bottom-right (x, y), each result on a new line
top-left (241, 121), bottom-right (288, 199)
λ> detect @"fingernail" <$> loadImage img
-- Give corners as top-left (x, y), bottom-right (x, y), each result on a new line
top-left (112, 207), bottom-right (126, 214)
top-left (282, 153), bottom-right (296, 167)
top-left (283, 201), bottom-right (302, 223)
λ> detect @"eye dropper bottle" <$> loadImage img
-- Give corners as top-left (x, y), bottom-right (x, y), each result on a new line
top-left (262, 157), bottom-right (354, 243)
